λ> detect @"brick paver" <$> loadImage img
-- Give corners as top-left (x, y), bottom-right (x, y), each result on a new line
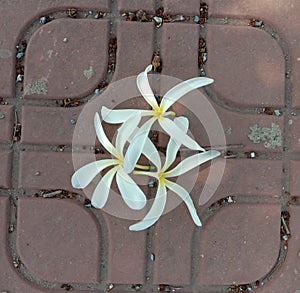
top-left (207, 0), bottom-right (300, 107)
top-left (206, 25), bottom-right (285, 107)
top-left (0, 105), bottom-right (14, 143)
top-left (21, 105), bottom-right (81, 145)
top-left (161, 23), bottom-right (199, 80)
top-left (0, 151), bottom-right (12, 188)
top-left (17, 198), bottom-right (101, 283)
top-left (0, 0), bottom-right (299, 292)
top-left (198, 204), bottom-right (281, 285)
top-left (24, 19), bottom-right (109, 99)
top-left (112, 21), bottom-right (154, 81)
top-left (290, 160), bottom-right (300, 196)
top-left (254, 206), bottom-right (300, 293)
top-left (195, 158), bottom-right (283, 207)
top-left (164, 0), bottom-right (200, 15)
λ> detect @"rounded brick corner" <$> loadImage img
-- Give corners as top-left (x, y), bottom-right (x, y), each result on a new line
top-left (206, 24), bottom-right (285, 107)
top-left (23, 18), bottom-right (110, 99)
top-left (16, 197), bottom-right (103, 284)
top-left (198, 203), bottom-right (281, 285)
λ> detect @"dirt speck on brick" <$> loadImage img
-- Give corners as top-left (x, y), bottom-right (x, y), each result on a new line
top-left (24, 78), bottom-right (48, 95)
top-left (83, 66), bottom-right (95, 80)
top-left (47, 50), bottom-right (54, 58)
top-left (0, 48), bottom-right (12, 58)
top-left (248, 123), bottom-right (282, 149)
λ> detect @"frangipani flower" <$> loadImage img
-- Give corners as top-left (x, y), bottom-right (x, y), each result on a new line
top-left (101, 65), bottom-right (214, 173)
top-left (130, 116), bottom-right (221, 231)
top-left (71, 111), bottom-right (148, 210)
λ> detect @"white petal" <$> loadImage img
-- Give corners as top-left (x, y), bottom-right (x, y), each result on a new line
top-left (164, 116), bottom-right (189, 170)
top-left (94, 113), bottom-right (119, 158)
top-left (160, 77), bottom-right (214, 112)
top-left (160, 118), bottom-right (205, 151)
top-left (129, 182), bottom-right (167, 231)
top-left (91, 166), bottom-right (118, 208)
top-left (142, 137), bottom-right (162, 170)
top-left (136, 65), bottom-right (159, 109)
top-left (166, 150), bottom-right (221, 178)
top-left (71, 159), bottom-right (117, 188)
top-left (116, 168), bottom-right (147, 210)
top-left (165, 180), bottom-right (201, 226)
top-left (116, 111), bottom-right (141, 155)
top-left (123, 117), bottom-right (156, 173)
top-left (101, 106), bottom-right (151, 124)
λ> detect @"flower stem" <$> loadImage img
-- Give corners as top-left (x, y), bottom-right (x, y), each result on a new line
top-left (165, 111), bottom-right (176, 117)
top-left (135, 164), bottom-right (154, 170)
top-left (133, 170), bottom-right (157, 178)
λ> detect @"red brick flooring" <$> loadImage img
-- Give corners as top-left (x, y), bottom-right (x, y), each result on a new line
top-left (0, 1), bottom-right (299, 292)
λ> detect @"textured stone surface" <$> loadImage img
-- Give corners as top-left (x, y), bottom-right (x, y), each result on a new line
top-left (24, 19), bottom-right (109, 99)
top-left (0, 197), bottom-right (97, 293)
top-left (112, 21), bottom-right (154, 81)
top-left (0, 0), bottom-right (110, 99)
top-left (0, 151), bottom-right (12, 188)
top-left (17, 198), bottom-right (101, 283)
top-left (0, 105), bottom-right (14, 143)
top-left (170, 97), bottom-right (284, 152)
top-left (161, 23), bottom-right (199, 80)
top-left (18, 151), bottom-right (74, 191)
top-left (290, 160), bottom-right (300, 196)
top-left (164, 0), bottom-right (200, 14)
top-left (254, 206), bottom-right (300, 293)
top-left (153, 204), bottom-right (195, 285)
top-left (207, 0), bottom-right (300, 107)
top-left (103, 213), bottom-right (147, 284)
top-left (118, 0), bottom-right (155, 13)
top-left (198, 204), bottom-right (281, 285)
top-left (290, 115), bottom-right (300, 152)
top-left (206, 25), bottom-right (285, 107)
top-left (21, 105), bottom-right (82, 145)
top-left (195, 158), bottom-right (283, 207)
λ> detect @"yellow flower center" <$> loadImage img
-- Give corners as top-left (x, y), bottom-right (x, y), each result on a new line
top-left (153, 106), bottom-right (164, 119)
top-left (117, 154), bottom-right (124, 165)
top-left (158, 171), bottom-right (166, 184)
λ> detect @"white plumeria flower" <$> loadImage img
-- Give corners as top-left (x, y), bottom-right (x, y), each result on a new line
top-left (71, 111), bottom-right (148, 210)
top-left (101, 64), bottom-right (214, 173)
top-left (130, 116), bottom-right (220, 231)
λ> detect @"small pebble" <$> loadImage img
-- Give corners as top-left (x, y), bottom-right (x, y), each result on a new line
top-left (227, 196), bottom-right (233, 203)
top-left (88, 10), bottom-right (93, 15)
top-left (282, 235), bottom-right (288, 241)
top-left (63, 37), bottom-right (68, 43)
top-left (70, 119), bottom-right (76, 125)
top-left (249, 152), bottom-right (256, 158)
top-left (148, 180), bottom-right (155, 188)
top-left (94, 88), bottom-right (100, 94)
top-left (150, 253), bottom-right (155, 261)
top-left (16, 74), bottom-right (23, 82)
top-left (0, 113), bottom-right (5, 119)
top-left (274, 109), bottom-right (282, 116)
top-left (40, 16), bottom-right (47, 24)
top-left (193, 15), bottom-right (200, 23)
top-left (107, 284), bottom-right (114, 291)
top-left (34, 171), bottom-right (40, 176)
top-left (16, 52), bottom-right (24, 59)
top-left (255, 20), bottom-right (263, 27)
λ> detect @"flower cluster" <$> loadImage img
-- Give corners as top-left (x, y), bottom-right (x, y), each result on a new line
top-left (71, 65), bottom-right (220, 231)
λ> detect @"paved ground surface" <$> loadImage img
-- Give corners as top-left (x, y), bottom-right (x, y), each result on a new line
top-left (0, 1), bottom-right (300, 292)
